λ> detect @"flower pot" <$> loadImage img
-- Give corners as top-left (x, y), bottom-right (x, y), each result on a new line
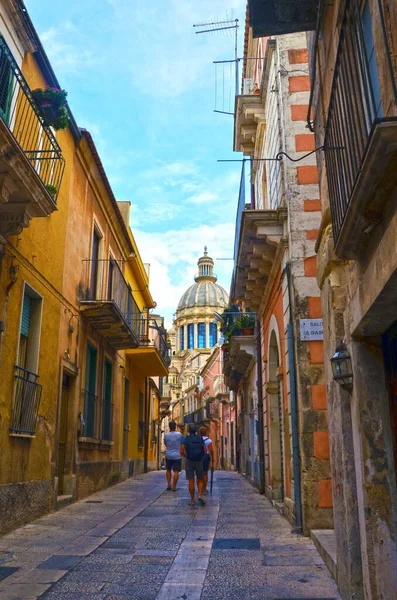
top-left (243, 328), bottom-right (254, 336)
top-left (37, 101), bottom-right (58, 126)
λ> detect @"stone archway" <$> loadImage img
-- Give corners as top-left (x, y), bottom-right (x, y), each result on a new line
top-left (267, 330), bottom-right (284, 501)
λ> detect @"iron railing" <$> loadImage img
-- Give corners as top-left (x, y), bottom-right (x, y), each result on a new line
top-left (142, 323), bottom-right (170, 367)
top-left (213, 374), bottom-right (228, 397)
top-left (9, 366), bottom-right (42, 435)
top-left (101, 398), bottom-right (113, 441)
top-left (222, 311), bottom-right (256, 337)
top-left (0, 37), bottom-right (65, 200)
top-left (323, 0), bottom-right (389, 242)
top-left (82, 389), bottom-right (98, 438)
top-left (82, 259), bottom-right (141, 340)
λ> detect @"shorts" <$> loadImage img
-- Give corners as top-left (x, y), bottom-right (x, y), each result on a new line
top-left (203, 454), bottom-right (211, 473)
top-left (166, 458), bottom-right (181, 472)
top-left (185, 458), bottom-right (204, 481)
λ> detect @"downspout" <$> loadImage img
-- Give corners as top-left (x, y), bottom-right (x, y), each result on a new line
top-left (285, 263), bottom-right (303, 533)
top-left (256, 319), bottom-right (266, 494)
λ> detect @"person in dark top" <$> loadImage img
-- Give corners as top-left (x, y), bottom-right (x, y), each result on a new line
top-left (180, 423), bottom-right (207, 506)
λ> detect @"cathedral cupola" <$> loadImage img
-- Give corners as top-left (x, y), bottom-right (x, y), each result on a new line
top-left (195, 246), bottom-right (216, 283)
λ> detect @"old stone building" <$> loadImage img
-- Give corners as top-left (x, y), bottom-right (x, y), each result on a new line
top-left (0, 0), bottom-right (168, 535)
top-left (225, 11), bottom-right (332, 534)
top-left (247, 0), bottom-right (397, 597)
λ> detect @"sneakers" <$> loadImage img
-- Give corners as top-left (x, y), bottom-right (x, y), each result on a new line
top-left (198, 496), bottom-right (206, 506)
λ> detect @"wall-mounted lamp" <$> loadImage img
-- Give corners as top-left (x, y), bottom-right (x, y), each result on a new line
top-left (331, 342), bottom-right (353, 393)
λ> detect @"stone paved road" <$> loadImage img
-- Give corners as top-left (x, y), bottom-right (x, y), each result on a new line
top-left (0, 471), bottom-right (341, 600)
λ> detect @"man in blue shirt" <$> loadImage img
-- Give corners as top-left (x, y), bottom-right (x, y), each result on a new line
top-left (164, 421), bottom-right (182, 491)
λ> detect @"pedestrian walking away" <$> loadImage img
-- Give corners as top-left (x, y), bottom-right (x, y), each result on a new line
top-left (181, 423), bottom-right (207, 506)
top-left (199, 425), bottom-right (214, 495)
top-left (163, 421), bottom-right (182, 491)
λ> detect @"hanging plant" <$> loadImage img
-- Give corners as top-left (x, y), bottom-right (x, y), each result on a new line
top-left (31, 86), bottom-right (69, 130)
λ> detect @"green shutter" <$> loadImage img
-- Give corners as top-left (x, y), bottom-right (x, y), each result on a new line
top-left (21, 295), bottom-right (32, 337)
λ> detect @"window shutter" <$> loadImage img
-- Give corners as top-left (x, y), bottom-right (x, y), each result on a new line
top-left (21, 295), bottom-right (32, 337)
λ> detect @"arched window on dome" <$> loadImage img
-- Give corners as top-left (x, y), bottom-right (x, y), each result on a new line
top-left (198, 323), bottom-right (206, 348)
top-left (188, 324), bottom-right (194, 349)
top-left (209, 323), bottom-right (217, 347)
top-left (180, 326), bottom-right (184, 351)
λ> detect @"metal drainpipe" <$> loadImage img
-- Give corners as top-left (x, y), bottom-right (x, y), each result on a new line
top-left (256, 319), bottom-right (266, 494)
top-left (285, 263), bottom-right (303, 533)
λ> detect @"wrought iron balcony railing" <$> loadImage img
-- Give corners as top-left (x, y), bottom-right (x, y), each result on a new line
top-left (81, 259), bottom-right (141, 344)
top-left (141, 322), bottom-right (170, 367)
top-left (0, 36), bottom-right (65, 200)
top-left (323, 0), bottom-right (397, 248)
top-left (9, 366), bottom-right (42, 435)
top-left (222, 311), bottom-right (256, 337)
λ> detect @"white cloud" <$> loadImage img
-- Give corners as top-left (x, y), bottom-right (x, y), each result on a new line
top-left (187, 191), bottom-right (217, 204)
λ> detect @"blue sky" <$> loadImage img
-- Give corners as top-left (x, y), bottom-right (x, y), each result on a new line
top-left (26, 0), bottom-right (245, 325)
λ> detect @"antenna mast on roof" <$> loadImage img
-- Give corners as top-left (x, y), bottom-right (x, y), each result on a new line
top-left (193, 17), bottom-right (239, 115)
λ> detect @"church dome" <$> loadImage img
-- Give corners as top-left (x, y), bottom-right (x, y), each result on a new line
top-left (177, 248), bottom-right (228, 311)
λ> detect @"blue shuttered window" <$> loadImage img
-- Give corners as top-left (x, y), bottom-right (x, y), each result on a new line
top-left (198, 323), bottom-right (206, 348)
top-left (209, 323), bottom-right (217, 347)
top-left (21, 295), bottom-right (32, 336)
top-left (188, 324), bottom-right (194, 349)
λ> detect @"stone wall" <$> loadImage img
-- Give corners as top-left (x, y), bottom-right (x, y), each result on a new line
top-left (0, 479), bottom-right (51, 536)
top-left (75, 461), bottom-right (122, 501)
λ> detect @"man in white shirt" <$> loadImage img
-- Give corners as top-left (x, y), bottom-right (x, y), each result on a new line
top-left (164, 421), bottom-right (182, 491)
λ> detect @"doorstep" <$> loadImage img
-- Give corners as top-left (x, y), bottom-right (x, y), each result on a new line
top-left (311, 529), bottom-right (337, 580)
top-left (56, 494), bottom-right (73, 510)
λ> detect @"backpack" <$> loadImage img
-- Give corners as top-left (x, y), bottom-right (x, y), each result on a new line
top-left (185, 434), bottom-right (205, 461)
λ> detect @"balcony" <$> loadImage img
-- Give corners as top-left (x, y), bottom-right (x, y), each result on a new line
top-left (213, 374), bottom-right (228, 398)
top-left (234, 94), bottom-right (265, 155)
top-left (79, 259), bottom-right (141, 349)
top-left (248, 0), bottom-right (317, 38)
top-left (9, 366), bottom-right (42, 436)
top-left (126, 321), bottom-right (170, 377)
top-left (0, 37), bottom-right (65, 237)
top-left (222, 313), bottom-right (256, 390)
top-left (231, 162), bottom-right (286, 310)
top-left (324, 0), bottom-right (397, 258)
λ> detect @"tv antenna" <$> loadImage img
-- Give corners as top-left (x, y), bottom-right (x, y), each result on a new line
top-left (193, 17), bottom-right (239, 116)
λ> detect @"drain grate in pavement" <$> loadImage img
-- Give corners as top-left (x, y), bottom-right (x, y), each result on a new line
top-left (0, 566), bottom-right (19, 581)
top-left (85, 500), bottom-right (103, 503)
top-left (37, 555), bottom-right (81, 570)
top-left (212, 538), bottom-right (260, 550)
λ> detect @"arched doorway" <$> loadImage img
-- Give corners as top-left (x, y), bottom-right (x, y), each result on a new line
top-left (267, 331), bottom-right (284, 501)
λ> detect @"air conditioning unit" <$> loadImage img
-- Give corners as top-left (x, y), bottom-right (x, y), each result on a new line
top-left (243, 77), bottom-right (254, 94)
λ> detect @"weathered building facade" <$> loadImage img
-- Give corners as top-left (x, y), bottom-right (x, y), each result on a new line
top-left (0, 1), bottom-right (167, 535)
top-left (248, 0), bottom-right (397, 597)
top-left (225, 12), bottom-right (332, 534)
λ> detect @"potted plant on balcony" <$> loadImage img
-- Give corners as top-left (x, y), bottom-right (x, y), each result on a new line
top-left (31, 86), bottom-right (69, 130)
top-left (238, 313), bottom-right (256, 335)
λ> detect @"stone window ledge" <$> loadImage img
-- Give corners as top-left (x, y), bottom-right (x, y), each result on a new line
top-left (9, 432), bottom-right (36, 439)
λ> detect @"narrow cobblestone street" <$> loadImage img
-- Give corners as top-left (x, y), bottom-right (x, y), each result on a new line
top-left (0, 471), bottom-right (341, 600)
